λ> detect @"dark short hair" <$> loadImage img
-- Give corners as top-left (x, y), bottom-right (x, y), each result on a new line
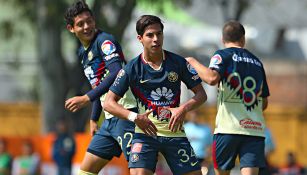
top-left (64, 0), bottom-right (92, 26)
top-left (222, 20), bottom-right (245, 43)
top-left (136, 15), bottom-right (164, 36)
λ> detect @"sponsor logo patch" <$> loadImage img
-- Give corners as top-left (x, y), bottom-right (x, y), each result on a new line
top-left (157, 106), bottom-right (171, 120)
top-left (105, 53), bottom-right (119, 61)
top-left (209, 54), bottom-right (222, 68)
top-left (150, 87), bottom-right (174, 101)
top-left (240, 118), bottom-right (263, 130)
top-left (131, 143), bottom-right (142, 153)
top-left (101, 40), bottom-right (116, 55)
top-left (187, 62), bottom-right (197, 75)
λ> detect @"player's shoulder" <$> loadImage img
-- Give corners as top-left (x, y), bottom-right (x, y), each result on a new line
top-left (123, 54), bottom-right (142, 72)
top-left (96, 30), bottom-right (117, 43)
top-left (77, 44), bottom-right (85, 58)
top-left (164, 50), bottom-right (186, 65)
top-left (213, 48), bottom-right (233, 58)
top-left (165, 50), bottom-right (184, 60)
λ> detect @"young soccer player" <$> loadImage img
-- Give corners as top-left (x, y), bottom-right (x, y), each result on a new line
top-left (64, 1), bottom-right (137, 174)
top-left (186, 20), bottom-right (270, 175)
top-left (104, 15), bottom-right (207, 175)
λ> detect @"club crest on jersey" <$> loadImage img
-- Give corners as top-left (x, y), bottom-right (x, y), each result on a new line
top-left (209, 54), bottom-right (222, 68)
top-left (151, 87), bottom-right (174, 101)
top-left (168, 71), bottom-right (178, 82)
top-left (88, 51), bottom-right (93, 61)
top-left (158, 106), bottom-right (171, 120)
top-left (101, 40), bottom-right (116, 55)
top-left (131, 154), bottom-right (139, 162)
top-left (187, 62), bottom-right (197, 75)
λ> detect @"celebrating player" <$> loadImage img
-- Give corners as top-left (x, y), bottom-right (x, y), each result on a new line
top-left (64, 1), bottom-right (137, 174)
top-left (104, 15), bottom-right (207, 175)
top-left (186, 20), bottom-right (270, 175)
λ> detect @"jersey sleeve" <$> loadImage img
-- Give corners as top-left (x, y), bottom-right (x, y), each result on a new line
top-left (208, 51), bottom-right (226, 77)
top-left (86, 61), bottom-right (122, 101)
top-left (180, 57), bottom-right (202, 89)
top-left (90, 98), bottom-right (102, 121)
top-left (109, 66), bottom-right (130, 97)
top-left (97, 34), bottom-right (124, 66)
top-left (261, 66), bottom-right (270, 97)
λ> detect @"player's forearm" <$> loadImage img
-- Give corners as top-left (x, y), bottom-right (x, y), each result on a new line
top-left (104, 92), bottom-right (131, 121)
top-left (186, 57), bottom-right (220, 85)
top-left (86, 61), bottom-right (121, 101)
top-left (180, 84), bottom-right (207, 114)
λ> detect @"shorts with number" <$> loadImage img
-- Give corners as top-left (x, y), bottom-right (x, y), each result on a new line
top-left (87, 108), bottom-right (137, 161)
top-left (129, 133), bottom-right (201, 175)
top-left (212, 134), bottom-right (265, 170)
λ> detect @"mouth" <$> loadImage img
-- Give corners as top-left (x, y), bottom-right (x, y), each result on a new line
top-left (83, 30), bottom-right (94, 37)
top-left (152, 44), bottom-right (161, 49)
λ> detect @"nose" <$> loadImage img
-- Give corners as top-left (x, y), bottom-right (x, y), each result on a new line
top-left (153, 34), bottom-right (158, 41)
top-left (84, 22), bottom-right (90, 29)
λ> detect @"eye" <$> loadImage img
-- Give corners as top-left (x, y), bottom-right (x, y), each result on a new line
top-left (146, 33), bottom-right (154, 38)
top-left (76, 21), bottom-right (84, 28)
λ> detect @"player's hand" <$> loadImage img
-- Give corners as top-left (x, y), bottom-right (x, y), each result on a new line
top-left (134, 110), bottom-right (157, 136)
top-left (185, 57), bottom-right (196, 64)
top-left (167, 107), bottom-right (185, 132)
top-left (65, 95), bottom-right (90, 112)
top-left (90, 120), bottom-right (99, 136)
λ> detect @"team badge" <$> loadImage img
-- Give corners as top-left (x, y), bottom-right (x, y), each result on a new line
top-left (209, 54), bottom-right (222, 68)
top-left (187, 62), bottom-right (197, 75)
top-left (131, 154), bottom-right (139, 162)
top-left (87, 51), bottom-right (93, 61)
top-left (158, 106), bottom-right (171, 120)
top-left (168, 71), bottom-right (178, 82)
top-left (101, 40), bottom-right (116, 55)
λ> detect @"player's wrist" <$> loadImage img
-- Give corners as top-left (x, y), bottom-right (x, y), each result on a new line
top-left (128, 111), bottom-right (138, 122)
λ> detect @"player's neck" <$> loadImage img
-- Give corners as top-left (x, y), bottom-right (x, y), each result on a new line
top-left (142, 50), bottom-right (165, 70)
top-left (225, 43), bottom-right (244, 48)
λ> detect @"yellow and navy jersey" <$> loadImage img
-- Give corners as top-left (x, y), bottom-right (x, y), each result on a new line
top-left (78, 30), bottom-right (136, 119)
top-left (77, 30), bottom-right (125, 88)
top-left (110, 50), bottom-right (202, 137)
top-left (209, 47), bottom-right (270, 137)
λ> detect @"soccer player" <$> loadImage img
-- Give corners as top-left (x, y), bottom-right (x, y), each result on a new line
top-left (64, 1), bottom-right (137, 174)
top-left (104, 15), bottom-right (207, 175)
top-left (186, 20), bottom-right (270, 175)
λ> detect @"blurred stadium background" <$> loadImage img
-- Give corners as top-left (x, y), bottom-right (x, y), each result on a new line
top-left (0, 0), bottom-right (306, 174)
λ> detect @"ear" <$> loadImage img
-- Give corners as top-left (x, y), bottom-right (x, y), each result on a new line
top-left (66, 24), bottom-right (74, 33)
top-left (137, 35), bottom-right (142, 43)
top-left (221, 37), bottom-right (226, 45)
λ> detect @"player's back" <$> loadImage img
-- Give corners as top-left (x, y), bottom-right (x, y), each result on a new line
top-left (211, 47), bottom-right (270, 137)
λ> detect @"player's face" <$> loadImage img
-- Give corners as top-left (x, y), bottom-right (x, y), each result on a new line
top-left (138, 23), bottom-right (163, 55)
top-left (67, 11), bottom-right (96, 46)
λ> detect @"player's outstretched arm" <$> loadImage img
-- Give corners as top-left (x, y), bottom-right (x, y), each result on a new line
top-left (186, 57), bottom-right (221, 85)
top-left (104, 91), bottom-right (157, 136)
top-left (65, 95), bottom-right (90, 112)
top-left (64, 62), bottom-right (122, 112)
top-left (168, 84), bottom-right (207, 132)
